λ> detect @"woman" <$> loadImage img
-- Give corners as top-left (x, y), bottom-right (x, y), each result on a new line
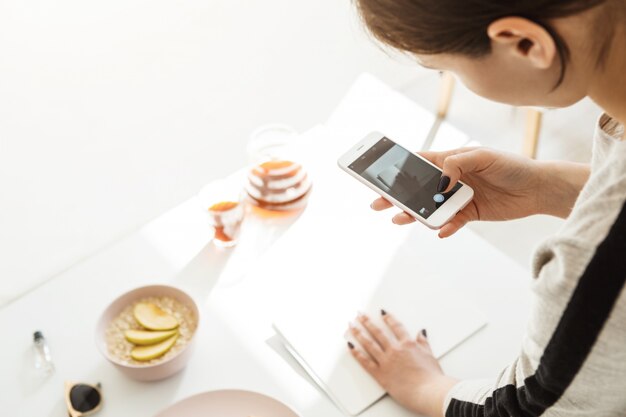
top-left (346, 1), bottom-right (626, 416)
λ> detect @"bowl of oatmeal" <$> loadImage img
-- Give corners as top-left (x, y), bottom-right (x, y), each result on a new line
top-left (95, 285), bottom-right (199, 381)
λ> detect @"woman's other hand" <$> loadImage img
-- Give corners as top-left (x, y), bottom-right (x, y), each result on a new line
top-left (348, 311), bottom-right (458, 417)
top-left (371, 147), bottom-right (589, 238)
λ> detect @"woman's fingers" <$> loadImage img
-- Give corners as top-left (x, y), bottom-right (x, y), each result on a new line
top-left (350, 321), bottom-right (385, 362)
top-left (371, 199), bottom-right (415, 225)
top-left (416, 329), bottom-right (434, 355)
top-left (348, 343), bottom-right (379, 374)
top-left (382, 312), bottom-right (410, 341)
top-left (437, 204), bottom-right (477, 238)
top-left (358, 313), bottom-right (391, 350)
top-left (392, 212), bottom-right (416, 225)
top-left (371, 197), bottom-right (393, 211)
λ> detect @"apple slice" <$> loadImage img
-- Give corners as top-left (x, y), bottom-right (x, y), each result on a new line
top-left (133, 302), bottom-right (179, 330)
top-left (124, 329), bottom-right (178, 345)
top-left (131, 334), bottom-right (178, 361)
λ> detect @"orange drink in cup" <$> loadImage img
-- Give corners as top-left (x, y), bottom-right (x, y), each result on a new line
top-left (199, 181), bottom-right (245, 248)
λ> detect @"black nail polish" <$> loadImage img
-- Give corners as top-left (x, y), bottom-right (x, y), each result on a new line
top-left (348, 341), bottom-right (355, 349)
top-left (437, 176), bottom-right (450, 193)
top-left (421, 329), bottom-right (428, 338)
top-left (381, 309), bottom-right (387, 316)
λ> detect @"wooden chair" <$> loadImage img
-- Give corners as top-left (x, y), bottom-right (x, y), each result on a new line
top-left (436, 72), bottom-right (542, 159)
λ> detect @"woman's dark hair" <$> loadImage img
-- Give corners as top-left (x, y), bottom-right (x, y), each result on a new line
top-left (355, 0), bottom-right (610, 86)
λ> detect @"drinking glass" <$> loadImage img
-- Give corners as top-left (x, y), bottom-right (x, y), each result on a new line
top-left (198, 180), bottom-right (245, 248)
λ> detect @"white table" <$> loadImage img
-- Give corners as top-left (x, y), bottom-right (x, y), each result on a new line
top-left (0, 77), bottom-right (531, 417)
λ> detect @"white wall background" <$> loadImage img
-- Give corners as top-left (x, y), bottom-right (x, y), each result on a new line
top-left (0, 0), bottom-right (425, 305)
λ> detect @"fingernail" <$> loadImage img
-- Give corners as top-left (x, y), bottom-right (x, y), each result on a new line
top-left (421, 328), bottom-right (428, 338)
top-left (437, 176), bottom-right (450, 193)
top-left (347, 341), bottom-right (355, 349)
top-left (380, 309), bottom-right (387, 316)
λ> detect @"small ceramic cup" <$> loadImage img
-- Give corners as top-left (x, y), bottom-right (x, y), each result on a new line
top-left (198, 180), bottom-right (246, 248)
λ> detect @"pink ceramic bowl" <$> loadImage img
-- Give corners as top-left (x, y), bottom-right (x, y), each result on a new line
top-left (95, 284), bottom-right (200, 382)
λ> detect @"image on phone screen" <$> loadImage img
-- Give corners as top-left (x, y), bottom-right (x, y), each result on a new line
top-left (347, 138), bottom-right (461, 219)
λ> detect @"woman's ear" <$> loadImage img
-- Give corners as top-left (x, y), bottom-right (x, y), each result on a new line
top-left (487, 17), bottom-right (557, 69)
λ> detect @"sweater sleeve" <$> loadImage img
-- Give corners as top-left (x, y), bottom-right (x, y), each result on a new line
top-left (442, 198), bottom-right (626, 416)
top-left (442, 355), bottom-right (552, 416)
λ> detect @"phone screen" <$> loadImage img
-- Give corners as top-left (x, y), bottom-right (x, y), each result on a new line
top-left (348, 137), bottom-right (461, 219)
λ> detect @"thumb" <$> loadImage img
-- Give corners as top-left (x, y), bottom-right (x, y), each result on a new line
top-left (438, 148), bottom-right (492, 193)
top-left (419, 146), bottom-right (479, 169)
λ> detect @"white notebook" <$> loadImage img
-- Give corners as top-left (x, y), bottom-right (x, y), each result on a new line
top-left (273, 289), bottom-right (486, 416)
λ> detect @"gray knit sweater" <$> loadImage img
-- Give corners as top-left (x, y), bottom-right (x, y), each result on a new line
top-left (443, 114), bottom-right (626, 417)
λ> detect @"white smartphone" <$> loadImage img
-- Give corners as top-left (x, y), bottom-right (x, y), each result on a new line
top-left (337, 132), bottom-right (474, 229)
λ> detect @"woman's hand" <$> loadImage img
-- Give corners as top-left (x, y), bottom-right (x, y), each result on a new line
top-left (371, 147), bottom-right (589, 238)
top-left (348, 311), bottom-right (458, 417)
